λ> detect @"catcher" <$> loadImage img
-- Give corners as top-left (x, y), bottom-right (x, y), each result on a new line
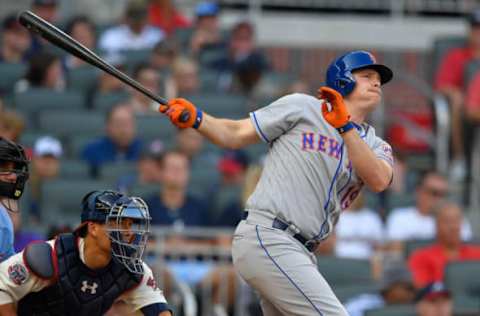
top-left (0, 190), bottom-right (172, 316)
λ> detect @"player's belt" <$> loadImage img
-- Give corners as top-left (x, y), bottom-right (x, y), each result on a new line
top-left (242, 211), bottom-right (318, 252)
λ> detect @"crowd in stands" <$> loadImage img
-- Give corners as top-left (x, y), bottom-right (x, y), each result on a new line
top-left (0, 0), bottom-right (480, 315)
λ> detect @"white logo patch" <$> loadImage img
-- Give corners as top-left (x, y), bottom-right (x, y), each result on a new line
top-left (80, 280), bottom-right (98, 294)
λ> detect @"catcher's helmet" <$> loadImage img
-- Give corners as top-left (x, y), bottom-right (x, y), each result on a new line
top-left (326, 50), bottom-right (393, 96)
top-left (80, 190), bottom-right (151, 274)
top-left (0, 137), bottom-right (29, 200)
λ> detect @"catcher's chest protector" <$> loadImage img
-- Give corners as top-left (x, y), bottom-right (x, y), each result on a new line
top-left (17, 234), bottom-right (142, 316)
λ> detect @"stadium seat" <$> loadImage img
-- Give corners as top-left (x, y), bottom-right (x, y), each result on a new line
top-left (14, 89), bottom-right (86, 114)
top-left (41, 178), bottom-right (113, 225)
top-left (0, 63), bottom-right (27, 95)
top-left (67, 66), bottom-right (100, 94)
top-left (404, 239), bottom-right (434, 259)
top-left (100, 161), bottom-right (137, 182)
top-left (464, 59), bottom-right (480, 87)
top-left (445, 261), bottom-right (480, 312)
top-left (317, 256), bottom-right (373, 287)
top-left (364, 304), bottom-right (416, 316)
top-left (129, 184), bottom-right (160, 199)
top-left (59, 159), bottom-right (90, 180)
top-left (38, 110), bottom-right (104, 138)
top-left (335, 283), bottom-right (379, 303)
top-left (136, 114), bottom-right (177, 140)
top-left (69, 134), bottom-right (100, 158)
top-left (92, 91), bottom-right (130, 112)
top-left (187, 93), bottom-right (248, 119)
top-left (121, 49), bottom-right (152, 70)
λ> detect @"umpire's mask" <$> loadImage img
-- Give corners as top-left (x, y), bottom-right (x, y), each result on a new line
top-left (106, 196), bottom-right (151, 275)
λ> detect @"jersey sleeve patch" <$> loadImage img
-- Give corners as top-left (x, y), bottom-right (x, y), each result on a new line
top-left (8, 263), bottom-right (29, 285)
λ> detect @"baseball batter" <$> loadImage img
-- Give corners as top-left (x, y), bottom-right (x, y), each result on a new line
top-left (161, 50), bottom-right (394, 315)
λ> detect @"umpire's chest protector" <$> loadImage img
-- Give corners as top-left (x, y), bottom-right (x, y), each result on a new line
top-left (17, 234), bottom-right (142, 316)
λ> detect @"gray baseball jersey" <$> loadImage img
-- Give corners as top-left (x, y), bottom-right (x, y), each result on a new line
top-left (247, 93), bottom-right (393, 241)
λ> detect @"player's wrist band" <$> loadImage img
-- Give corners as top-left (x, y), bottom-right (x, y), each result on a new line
top-left (337, 121), bottom-right (355, 134)
top-left (193, 109), bottom-right (203, 129)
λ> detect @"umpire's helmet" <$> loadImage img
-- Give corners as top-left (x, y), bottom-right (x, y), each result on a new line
top-left (0, 137), bottom-right (29, 200)
top-left (326, 50), bottom-right (393, 96)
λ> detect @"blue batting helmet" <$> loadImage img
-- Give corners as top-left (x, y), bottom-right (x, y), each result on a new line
top-left (326, 50), bottom-right (393, 96)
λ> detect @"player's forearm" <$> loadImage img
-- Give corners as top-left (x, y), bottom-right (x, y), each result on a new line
top-left (0, 303), bottom-right (16, 316)
top-left (341, 130), bottom-right (392, 192)
top-left (197, 114), bottom-right (259, 149)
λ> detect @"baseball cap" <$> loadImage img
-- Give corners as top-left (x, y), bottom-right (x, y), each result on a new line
top-left (32, 0), bottom-right (58, 6)
top-left (140, 139), bottom-right (165, 160)
top-left (218, 149), bottom-right (249, 175)
top-left (379, 261), bottom-right (413, 292)
top-left (469, 9), bottom-right (480, 26)
top-left (33, 136), bottom-right (63, 158)
top-left (415, 282), bottom-right (450, 302)
top-left (196, 2), bottom-right (219, 17)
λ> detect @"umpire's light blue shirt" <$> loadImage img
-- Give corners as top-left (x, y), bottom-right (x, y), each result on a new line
top-left (0, 205), bottom-right (14, 262)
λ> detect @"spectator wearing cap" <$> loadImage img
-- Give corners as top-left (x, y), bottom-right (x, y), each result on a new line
top-left (117, 138), bottom-right (164, 194)
top-left (209, 21), bottom-right (269, 95)
top-left (345, 261), bottom-right (415, 316)
top-left (408, 200), bottom-right (480, 316)
top-left (0, 14), bottom-right (32, 64)
top-left (81, 103), bottom-right (143, 177)
top-left (63, 16), bottom-right (97, 70)
top-left (126, 63), bottom-right (162, 114)
top-left (434, 9), bottom-right (480, 181)
top-left (27, 136), bottom-right (63, 221)
top-left (147, 0), bottom-right (191, 35)
top-left (98, 0), bottom-right (165, 57)
top-left (149, 40), bottom-right (178, 73)
top-left (189, 1), bottom-right (225, 57)
top-left (164, 57), bottom-right (200, 99)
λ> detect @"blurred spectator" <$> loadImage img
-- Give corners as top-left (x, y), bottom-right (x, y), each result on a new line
top-left (434, 9), bottom-right (480, 180)
top-left (28, 136), bottom-right (63, 221)
top-left (28, 0), bottom-right (60, 55)
top-left (81, 103), bottom-right (143, 177)
top-left (149, 40), bottom-right (178, 73)
top-left (189, 2), bottom-right (224, 57)
top-left (63, 16), bottom-right (97, 70)
top-left (0, 14), bottom-right (32, 63)
top-left (0, 110), bottom-right (25, 142)
top-left (144, 150), bottom-right (209, 227)
top-left (335, 192), bottom-right (385, 260)
top-left (10, 211), bottom-right (44, 253)
top-left (415, 282), bottom-right (451, 316)
top-left (209, 149), bottom-right (250, 227)
top-left (408, 201), bottom-right (480, 288)
top-left (15, 52), bottom-right (65, 92)
top-left (345, 261), bottom-right (415, 316)
top-left (209, 21), bottom-right (269, 95)
top-left (165, 56), bottom-right (200, 99)
top-left (127, 63), bottom-right (161, 114)
top-left (94, 55), bottom-right (128, 96)
top-left (385, 170), bottom-right (472, 251)
top-left (147, 0), bottom-right (191, 35)
top-left (117, 138), bottom-right (164, 194)
top-left (99, 0), bottom-right (165, 56)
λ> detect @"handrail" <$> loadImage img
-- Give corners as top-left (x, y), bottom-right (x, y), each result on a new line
top-left (432, 93), bottom-right (451, 172)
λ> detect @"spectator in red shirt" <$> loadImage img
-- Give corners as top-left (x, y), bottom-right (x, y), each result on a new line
top-left (148, 0), bottom-right (191, 35)
top-left (434, 10), bottom-right (480, 180)
top-left (408, 200), bottom-right (480, 316)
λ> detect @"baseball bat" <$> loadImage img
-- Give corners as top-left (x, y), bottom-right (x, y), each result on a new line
top-left (17, 10), bottom-right (190, 122)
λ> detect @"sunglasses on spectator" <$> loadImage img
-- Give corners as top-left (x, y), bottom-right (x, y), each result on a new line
top-left (422, 187), bottom-right (449, 197)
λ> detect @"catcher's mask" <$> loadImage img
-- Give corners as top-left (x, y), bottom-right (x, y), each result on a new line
top-left (105, 196), bottom-right (151, 275)
top-left (0, 137), bottom-right (29, 212)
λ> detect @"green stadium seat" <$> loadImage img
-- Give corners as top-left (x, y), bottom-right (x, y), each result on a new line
top-left (100, 162), bottom-right (137, 182)
top-left (187, 93), bottom-right (248, 118)
top-left (92, 91), bottom-right (130, 112)
top-left (464, 59), bottom-right (480, 87)
top-left (14, 89), bottom-right (86, 114)
top-left (59, 159), bottom-right (90, 180)
top-left (335, 283), bottom-right (379, 303)
top-left (445, 261), bottom-right (480, 312)
top-left (189, 165), bottom-right (220, 197)
top-left (121, 49), bottom-right (152, 69)
top-left (41, 178), bottom-right (113, 225)
top-left (67, 66), bottom-right (100, 94)
top-left (129, 184), bottom-right (159, 199)
top-left (245, 143), bottom-right (267, 162)
top-left (317, 256), bottom-right (373, 287)
top-left (364, 304), bottom-right (416, 316)
top-left (0, 63), bottom-right (27, 95)
top-left (38, 110), bottom-right (104, 138)
top-left (404, 239), bottom-right (434, 259)
top-left (136, 114), bottom-right (177, 140)
top-left (69, 134), bottom-right (99, 158)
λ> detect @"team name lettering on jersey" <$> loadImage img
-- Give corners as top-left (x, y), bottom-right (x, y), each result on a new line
top-left (301, 132), bottom-right (342, 159)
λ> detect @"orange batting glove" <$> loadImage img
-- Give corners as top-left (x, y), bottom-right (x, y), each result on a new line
top-left (159, 98), bottom-right (203, 129)
top-left (318, 86), bottom-right (354, 134)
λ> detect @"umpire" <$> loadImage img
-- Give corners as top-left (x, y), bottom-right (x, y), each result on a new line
top-left (0, 190), bottom-right (172, 316)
